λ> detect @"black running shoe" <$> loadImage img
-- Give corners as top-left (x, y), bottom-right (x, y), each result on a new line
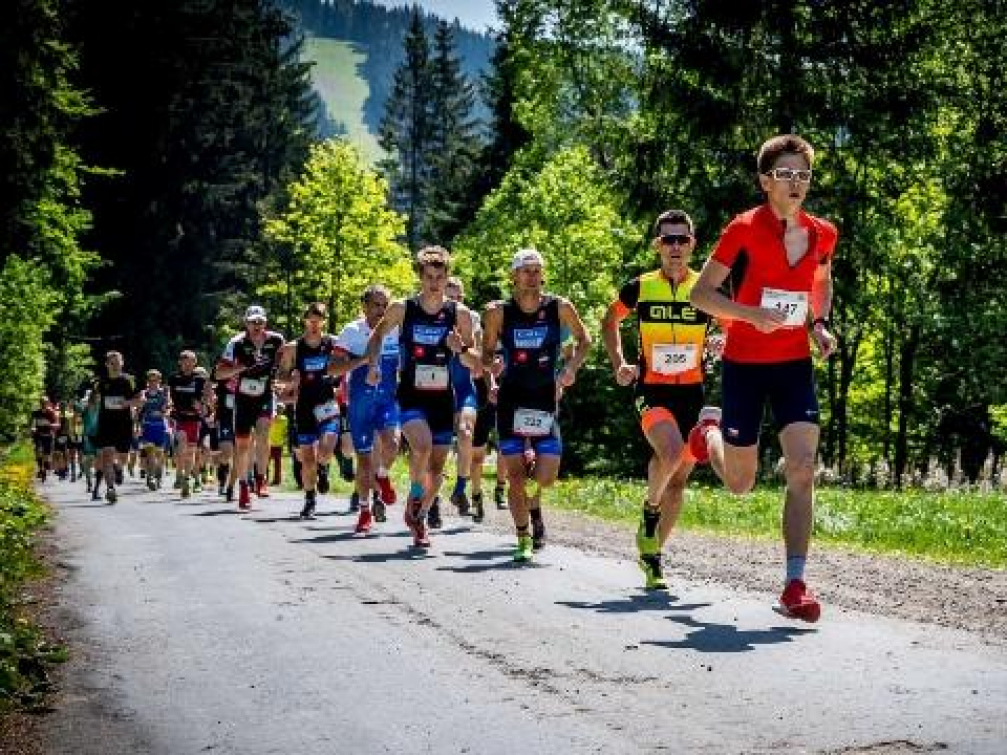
top-left (373, 499), bottom-right (387, 523)
top-left (471, 491), bottom-right (485, 523)
top-left (494, 484), bottom-right (508, 510)
top-left (299, 493), bottom-right (317, 520)
top-left (450, 490), bottom-right (471, 516)
top-left (349, 491), bottom-right (360, 512)
top-left (531, 516), bottom-right (546, 551)
top-left (317, 464), bottom-right (330, 494)
top-left (427, 498), bottom-right (442, 529)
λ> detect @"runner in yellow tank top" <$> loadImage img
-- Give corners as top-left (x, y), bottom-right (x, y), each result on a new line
top-left (602, 209), bottom-right (726, 590)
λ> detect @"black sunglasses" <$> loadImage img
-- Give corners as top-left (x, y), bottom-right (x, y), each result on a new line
top-left (658, 233), bottom-right (692, 246)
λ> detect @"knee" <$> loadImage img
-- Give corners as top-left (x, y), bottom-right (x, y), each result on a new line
top-left (784, 455), bottom-right (816, 491)
top-left (725, 470), bottom-right (756, 495)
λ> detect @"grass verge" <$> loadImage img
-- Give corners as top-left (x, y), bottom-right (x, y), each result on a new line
top-left (0, 443), bottom-right (66, 712)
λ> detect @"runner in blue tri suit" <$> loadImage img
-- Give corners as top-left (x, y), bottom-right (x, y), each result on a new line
top-left (334, 284), bottom-right (402, 532)
top-left (365, 246), bottom-right (480, 548)
top-left (277, 302), bottom-right (342, 520)
top-left (481, 249), bottom-right (591, 562)
top-left (138, 369), bottom-right (170, 490)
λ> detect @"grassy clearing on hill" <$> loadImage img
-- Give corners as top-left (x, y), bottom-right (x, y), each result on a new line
top-left (303, 36), bottom-right (384, 164)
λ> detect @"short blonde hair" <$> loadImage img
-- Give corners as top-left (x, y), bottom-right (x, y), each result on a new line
top-left (414, 245), bottom-right (451, 275)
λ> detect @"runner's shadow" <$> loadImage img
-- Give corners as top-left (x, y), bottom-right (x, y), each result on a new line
top-left (288, 531), bottom-right (361, 544)
top-left (643, 615), bottom-right (816, 653)
top-left (61, 503), bottom-right (112, 509)
top-left (436, 553), bottom-right (547, 574)
top-left (556, 593), bottom-right (709, 614)
top-left (191, 509), bottom-right (244, 517)
top-left (323, 548), bottom-right (435, 563)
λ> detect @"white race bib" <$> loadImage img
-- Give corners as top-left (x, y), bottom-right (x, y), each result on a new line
top-left (313, 401), bottom-right (340, 422)
top-left (513, 408), bottom-right (553, 437)
top-left (414, 365), bottom-right (449, 390)
top-left (760, 288), bottom-right (809, 327)
top-left (239, 377), bottom-right (267, 397)
top-left (103, 396), bottom-right (126, 411)
top-left (651, 343), bottom-right (698, 375)
top-left (224, 394), bottom-right (235, 410)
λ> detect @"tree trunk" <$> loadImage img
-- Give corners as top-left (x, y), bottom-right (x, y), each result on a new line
top-left (894, 324), bottom-right (919, 489)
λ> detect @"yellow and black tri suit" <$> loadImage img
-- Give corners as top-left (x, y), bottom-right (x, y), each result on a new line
top-left (611, 268), bottom-right (711, 433)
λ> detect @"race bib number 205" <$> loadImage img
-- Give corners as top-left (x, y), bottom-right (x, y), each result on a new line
top-left (651, 343), bottom-right (698, 375)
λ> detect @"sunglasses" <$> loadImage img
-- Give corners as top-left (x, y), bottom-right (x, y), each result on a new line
top-left (658, 233), bottom-right (693, 246)
top-left (766, 167), bottom-right (813, 183)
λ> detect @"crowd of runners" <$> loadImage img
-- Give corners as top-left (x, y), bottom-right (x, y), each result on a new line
top-left (29, 135), bottom-right (837, 623)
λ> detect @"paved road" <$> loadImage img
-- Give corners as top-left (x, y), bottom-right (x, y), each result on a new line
top-left (39, 476), bottom-right (1007, 754)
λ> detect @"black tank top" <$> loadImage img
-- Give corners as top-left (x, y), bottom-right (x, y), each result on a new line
top-left (399, 297), bottom-right (457, 397)
top-left (295, 335), bottom-right (337, 407)
top-left (499, 295), bottom-right (562, 408)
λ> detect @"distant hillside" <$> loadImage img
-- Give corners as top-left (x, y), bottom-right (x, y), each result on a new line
top-left (285, 0), bottom-right (494, 137)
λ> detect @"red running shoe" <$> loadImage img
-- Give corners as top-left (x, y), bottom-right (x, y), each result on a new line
top-left (687, 406), bottom-right (722, 465)
top-left (238, 480), bottom-right (251, 510)
top-left (376, 474), bottom-right (397, 505)
top-left (403, 498), bottom-right (422, 537)
top-left (414, 520), bottom-right (431, 548)
top-left (255, 475), bottom-right (270, 498)
top-left (773, 579), bottom-right (822, 623)
top-left (354, 507), bottom-right (373, 534)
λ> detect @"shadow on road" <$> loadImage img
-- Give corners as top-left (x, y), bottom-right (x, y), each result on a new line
top-left (643, 615), bottom-right (816, 653)
top-left (190, 508), bottom-right (244, 517)
top-left (555, 593), bottom-right (706, 614)
top-left (322, 548), bottom-right (436, 563)
top-left (435, 549), bottom-right (548, 574)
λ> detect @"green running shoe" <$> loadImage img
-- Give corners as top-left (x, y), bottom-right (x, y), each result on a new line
top-left (513, 535), bottom-right (534, 563)
top-left (636, 514), bottom-right (660, 556)
top-left (639, 554), bottom-right (667, 590)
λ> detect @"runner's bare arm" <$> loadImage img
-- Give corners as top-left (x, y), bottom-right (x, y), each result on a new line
top-left (480, 303), bottom-right (503, 372)
top-left (327, 346), bottom-right (367, 378)
top-left (810, 259), bottom-right (837, 358)
top-left (453, 304), bottom-right (481, 371)
top-left (601, 300), bottom-right (637, 386)
top-left (691, 259), bottom-right (787, 333)
top-left (365, 300), bottom-right (405, 383)
top-left (558, 298), bottom-right (592, 386)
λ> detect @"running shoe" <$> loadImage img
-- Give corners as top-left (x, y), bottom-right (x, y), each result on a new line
top-left (638, 554), bottom-right (667, 590)
top-left (636, 510), bottom-right (660, 556)
top-left (531, 516), bottom-right (546, 551)
top-left (299, 492), bottom-right (316, 520)
top-left (376, 474), bottom-right (396, 505)
top-left (773, 579), bottom-right (822, 623)
top-left (238, 480), bottom-right (251, 510)
top-left (354, 507), bottom-right (373, 534)
top-left (146, 476), bottom-right (157, 491)
top-left (317, 464), bottom-right (330, 495)
top-left (373, 499), bottom-right (387, 523)
top-left (255, 476), bottom-right (270, 498)
top-left (404, 498), bottom-right (423, 540)
top-left (494, 484), bottom-right (508, 510)
top-left (513, 535), bottom-right (534, 563)
top-left (427, 498), bottom-right (443, 529)
top-left (414, 521), bottom-right (431, 548)
top-left (180, 476), bottom-right (191, 498)
top-left (192, 477), bottom-right (202, 493)
top-left (225, 485), bottom-right (234, 503)
top-left (105, 487), bottom-right (117, 505)
top-left (349, 491), bottom-right (360, 513)
top-left (471, 491), bottom-right (485, 523)
top-left (687, 406), bottom-right (722, 465)
top-left (450, 490), bottom-right (471, 516)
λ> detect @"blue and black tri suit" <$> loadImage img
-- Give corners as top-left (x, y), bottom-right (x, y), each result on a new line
top-left (293, 335), bottom-right (340, 446)
top-left (496, 295), bottom-right (563, 457)
top-left (397, 296), bottom-right (458, 446)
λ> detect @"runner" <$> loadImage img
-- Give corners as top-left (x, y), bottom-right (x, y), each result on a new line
top-left (481, 248), bottom-right (591, 562)
top-left (167, 351), bottom-right (207, 498)
top-left (138, 369), bottom-right (170, 490)
top-left (335, 284), bottom-right (401, 533)
top-left (67, 399), bottom-right (83, 482)
top-left (78, 389), bottom-right (101, 494)
top-left (364, 247), bottom-right (480, 548)
top-left (602, 209), bottom-right (725, 590)
top-left (444, 276), bottom-right (481, 518)
top-left (30, 397), bottom-right (58, 482)
top-left (91, 351), bottom-right (143, 504)
top-left (689, 134), bottom-right (838, 622)
top-left (53, 402), bottom-right (71, 480)
top-left (210, 370), bottom-right (237, 497)
top-left (276, 302), bottom-right (341, 520)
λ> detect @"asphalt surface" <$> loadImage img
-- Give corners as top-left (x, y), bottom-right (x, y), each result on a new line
top-left (37, 475), bottom-right (1007, 754)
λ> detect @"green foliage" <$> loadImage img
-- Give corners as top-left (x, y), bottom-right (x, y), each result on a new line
top-left (0, 445), bottom-right (66, 711)
top-left (0, 259), bottom-right (57, 439)
top-left (262, 139), bottom-right (413, 331)
top-left (454, 145), bottom-right (636, 328)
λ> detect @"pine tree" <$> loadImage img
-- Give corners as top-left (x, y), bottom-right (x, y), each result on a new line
top-left (379, 8), bottom-right (434, 251)
top-left (424, 20), bottom-right (485, 244)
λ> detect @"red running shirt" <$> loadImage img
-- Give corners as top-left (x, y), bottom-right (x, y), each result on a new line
top-left (711, 204), bottom-right (838, 363)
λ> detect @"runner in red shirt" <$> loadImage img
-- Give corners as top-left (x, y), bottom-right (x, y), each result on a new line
top-left (690, 134), bottom-right (838, 623)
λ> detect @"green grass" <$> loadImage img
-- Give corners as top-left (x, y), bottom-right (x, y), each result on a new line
top-left (548, 476), bottom-right (1007, 569)
top-left (303, 36), bottom-right (384, 165)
